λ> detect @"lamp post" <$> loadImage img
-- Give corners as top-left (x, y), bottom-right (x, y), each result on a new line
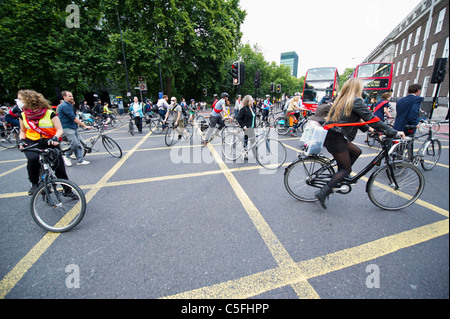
top-left (117, 8), bottom-right (131, 102)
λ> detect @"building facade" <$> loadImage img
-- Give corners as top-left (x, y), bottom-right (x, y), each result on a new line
top-left (362, 0), bottom-right (449, 111)
top-left (280, 51), bottom-right (299, 77)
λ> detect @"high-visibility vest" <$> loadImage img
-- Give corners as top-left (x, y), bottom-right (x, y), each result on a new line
top-left (22, 109), bottom-right (57, 141)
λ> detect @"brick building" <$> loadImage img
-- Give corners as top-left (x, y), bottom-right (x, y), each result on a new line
top-left (362, 0), bottom-right (449, 115)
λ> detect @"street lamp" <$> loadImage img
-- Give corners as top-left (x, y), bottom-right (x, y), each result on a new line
top-left (117, 8), bottom-right (131, 101)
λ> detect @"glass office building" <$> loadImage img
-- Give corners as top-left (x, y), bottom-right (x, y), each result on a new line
top-left (280, 51), bottom-right (299, 77)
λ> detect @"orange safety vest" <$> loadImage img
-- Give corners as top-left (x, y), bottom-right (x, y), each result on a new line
top-left (22, 109), bottom-right (57, 141)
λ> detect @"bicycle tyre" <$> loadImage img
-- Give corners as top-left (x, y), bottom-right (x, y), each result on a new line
top-left (165, 127), bottom-right (176, 146)
top-left (367, 162), bottom-right (425, 210)
top-left (128, 120), bottom-right (134, 136)
top-left (222, 132), bottom-right (245, 161)
top-left (0, 131), bottom-right (18, 149)
top-left (274, 117), bottom-right (289, 135)
top-left (256, 138), bottom-right (287, 169)
top-left (418, 122), bottom-right (440, 134)
top-left (110, 118), bottom-right (122, 128)
top-left (149, 118), bottom-right (163, 134)
top-left (30, 178), bottom-right (86, 232)
top-left (420, 138), bottom-right (441, 171)
top-left (284, 156), bottom-right (335, 202)
top-left (183, 123), bottom-right (194, 140)
top-left (102, 135), bottom-right (122, 158)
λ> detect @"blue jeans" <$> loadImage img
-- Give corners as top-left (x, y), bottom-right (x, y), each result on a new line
top-left (63, 128), bottom-right (84, 162)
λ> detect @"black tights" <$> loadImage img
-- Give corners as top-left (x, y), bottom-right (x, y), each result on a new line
top-left (327, 141), bottom-right (362, 189)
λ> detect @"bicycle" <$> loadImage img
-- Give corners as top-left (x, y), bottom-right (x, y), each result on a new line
top-left (61, 123), bottom-right (122, 158)
top-left (0, 124), bottom-right (20, 149)
top-left (389, 120), bottom-right (444, 171)
top-left (222, 126), bottom-right (287, 169)
top-left (20, 144), bottom-right (86, 232)
top-left (275, 114), bottom-right (309, 135)
top-left (284, 132), bottom-right (425, 210)
top-left (165, 121), bottom-right (193, 147)
top-left (128, 113), bottom-right (135, 136)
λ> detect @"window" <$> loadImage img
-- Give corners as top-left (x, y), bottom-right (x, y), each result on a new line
top-left (427, 43), bottom-right (438, 66)
top-left (397, 81), bottom-right (403, 98)
top-left (400, 38), bottom-right (405, 55)
top-left (402, 58), bottom-right (408, 74)
top-left (407, 33), bottom-right (413, 51)
top-left (396, 61), bottom-right (401, 76)
top-left (436, 8), bottom-right (446, 33)
top-left (394, 43), bottom-right (399, 57)
top-left (403, 80), bottom-right (410, 97)
top-left (414, 26), bottom-right (421, 46)
top-left (392, 83), bottom-right (397, 97)
top-left (421, 76), bottom-right (430, 97)
top-left (443, 37), bottom-right (449, 58)
top-left (418, 49), bottom-right (425, 68)
top-left (424, 18), bottom-right (432, 41)
top-left (409, 54), bottom-right (416, 72)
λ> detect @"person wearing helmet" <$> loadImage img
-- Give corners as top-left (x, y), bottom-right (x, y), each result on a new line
top-left (203, 92), bottom-right (229, 146)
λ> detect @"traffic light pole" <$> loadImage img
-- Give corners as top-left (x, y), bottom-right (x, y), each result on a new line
top-left (429, 80), bottom-right (442, 120)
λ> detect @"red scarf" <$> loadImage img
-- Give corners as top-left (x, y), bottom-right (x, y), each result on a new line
top-left (24, 108), bottom-right (48, 125)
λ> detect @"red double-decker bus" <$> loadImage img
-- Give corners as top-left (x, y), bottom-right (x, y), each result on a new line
top-left (352, 62), bottom-right (393, 107)
top-left (302, 67), bottom-right (339, 112)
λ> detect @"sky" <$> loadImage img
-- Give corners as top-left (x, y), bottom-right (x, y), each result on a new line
top-left (239, 0), bottom-right (422, 77)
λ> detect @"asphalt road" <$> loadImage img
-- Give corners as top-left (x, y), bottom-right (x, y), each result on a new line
top-left (0, 116), bottom-right (448, 301)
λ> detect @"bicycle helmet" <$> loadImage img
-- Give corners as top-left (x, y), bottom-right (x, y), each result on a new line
top-left (221, 92), bottom-right (229, 98)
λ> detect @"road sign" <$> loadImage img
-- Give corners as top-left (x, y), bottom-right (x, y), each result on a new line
top-left (139, 84), bottom-right (147, 91)
top-left (138, 76), bottom-right (146, 83)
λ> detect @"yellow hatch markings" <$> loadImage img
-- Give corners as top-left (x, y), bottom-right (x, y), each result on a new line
top-left (0, 130), bottom-right (448, 299)
top-left (0, 131), bottom-right (153, 299)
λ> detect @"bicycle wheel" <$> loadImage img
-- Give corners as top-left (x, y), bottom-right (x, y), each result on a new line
top-left (256, 138), bottom-right (287, 169)
top-left (222, 132), bottom-right (244, 161)
top-left (110, 118), bottom-right (122, 128)
top-left (149, 118), bottom-right (163, 134)
top-left (274, 117), bottom-right (289, 135)
top-left (102, 135), bottom-right (122, 158)
top-left (418, 122), bottom-right (440, 134)
top-left (0, 131), bottom-right (18, 149)
top-left (128, 120), bottom-right (134, 136)
top-left (165, 127), bottom-right (176, 146)
top-left (420, 138), bottom-right (441, 171)
top-left (284, 156), bottom-right (334, 202)
top-left (367, 162), bottom-right (425, 210)
top-left (30, 178), bottom-right (86, 232)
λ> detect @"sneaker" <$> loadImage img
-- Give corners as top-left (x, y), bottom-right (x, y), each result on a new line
top-left (77, 160), bottom-right (90, 165)
top-left (63, 157), bottom-right (72, 167)
top-left (28, 184), bottom-right (39, 196)
top-left (63, 191), bottom-right (79, 200)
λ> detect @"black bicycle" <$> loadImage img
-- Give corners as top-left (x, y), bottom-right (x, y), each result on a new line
top-left (284, 133), bottom-right (425, 210)
top-left (61, 123), bottom-right (122, 158)
top-left (20, 144), bottom-right (86, 232)
top-left (0, 124), bottom-right (20, 149)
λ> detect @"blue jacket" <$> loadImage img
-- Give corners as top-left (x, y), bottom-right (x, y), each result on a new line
top-left (393, 94), bottom-right (423, 135)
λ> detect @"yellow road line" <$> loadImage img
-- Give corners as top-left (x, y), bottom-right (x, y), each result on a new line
top-left (0, 163), bottom-right (26, 178)
top-left (205, 143), bottom-right (320, 299)
top-left (163, 219), bottom-right (448, 299)
top-left (0, 131), bottom-right (153, 299)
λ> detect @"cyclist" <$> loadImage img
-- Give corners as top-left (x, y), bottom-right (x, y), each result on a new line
top-left (236, 95), bottom-right (257, 160)
top-left (203, 92), bottom-right (229, 146)
top-left (286, 95), bottom-right (305, 137)
top-left (17, 89), bottom-right (77, 198)
top-left (315, 78), bottom-right (405, 209)
top-left (163, 97), bottom-right (185, 140)
top-left (101, 102), bottom-right (112, 126)
top-left (188, 99), bottom-right (197, 123)
top-left (5, 100), bottom-right (23, 128)
top-left (156, 95), bottom-right (170, 128)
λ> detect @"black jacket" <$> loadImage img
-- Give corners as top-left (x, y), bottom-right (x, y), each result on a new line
top-left (237, 105), bottom-right (256, 129)
top-left (325, 97), bottom-right (397, 141)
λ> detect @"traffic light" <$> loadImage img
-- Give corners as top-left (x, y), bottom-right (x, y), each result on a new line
top-left (431, 58), bottom-right (448, 84)
top-left (203, 88), bottom-right (207, 97)
top-left (232, 61), bottom-right (240, 85)
top-left (254, 71), bottom-right (261, 88)
top-left (276, 84), bottom-right (281, 93)
top-left (270, 83), bottom-right (274, 92)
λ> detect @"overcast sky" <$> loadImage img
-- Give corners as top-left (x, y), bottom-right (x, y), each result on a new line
top-left (239, 0), bottom-right (421, 76)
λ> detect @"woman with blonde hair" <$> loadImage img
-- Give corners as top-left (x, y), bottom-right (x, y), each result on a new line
top-left (286, 95), bottom-right (304, 136)
top-left (18, 89), bottom-right (73, 196)
top-left (315, 78), bottom-right (405, 209)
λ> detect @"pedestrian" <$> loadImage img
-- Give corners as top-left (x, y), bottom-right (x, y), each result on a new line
top-left (163, 97), bottom-right (185, 140)
top-left (262, 95), bottom-right (272, 124)
top-left (236, 95), bottom-right (257, 160)
top-left (393, 84), bottom-right (423, 136)
top-left (204, 92), bottom-right (229, 146)
top-left (130, 96), bottom-right (144, 133)
top-left (58, 91), bottom-right (92, 166)
top-left (234, 95), bottom-right (242, 118)
top-left (17, 89), bottom-right (77, 198)
top-left (316, 78), bottom-right (405, 209)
